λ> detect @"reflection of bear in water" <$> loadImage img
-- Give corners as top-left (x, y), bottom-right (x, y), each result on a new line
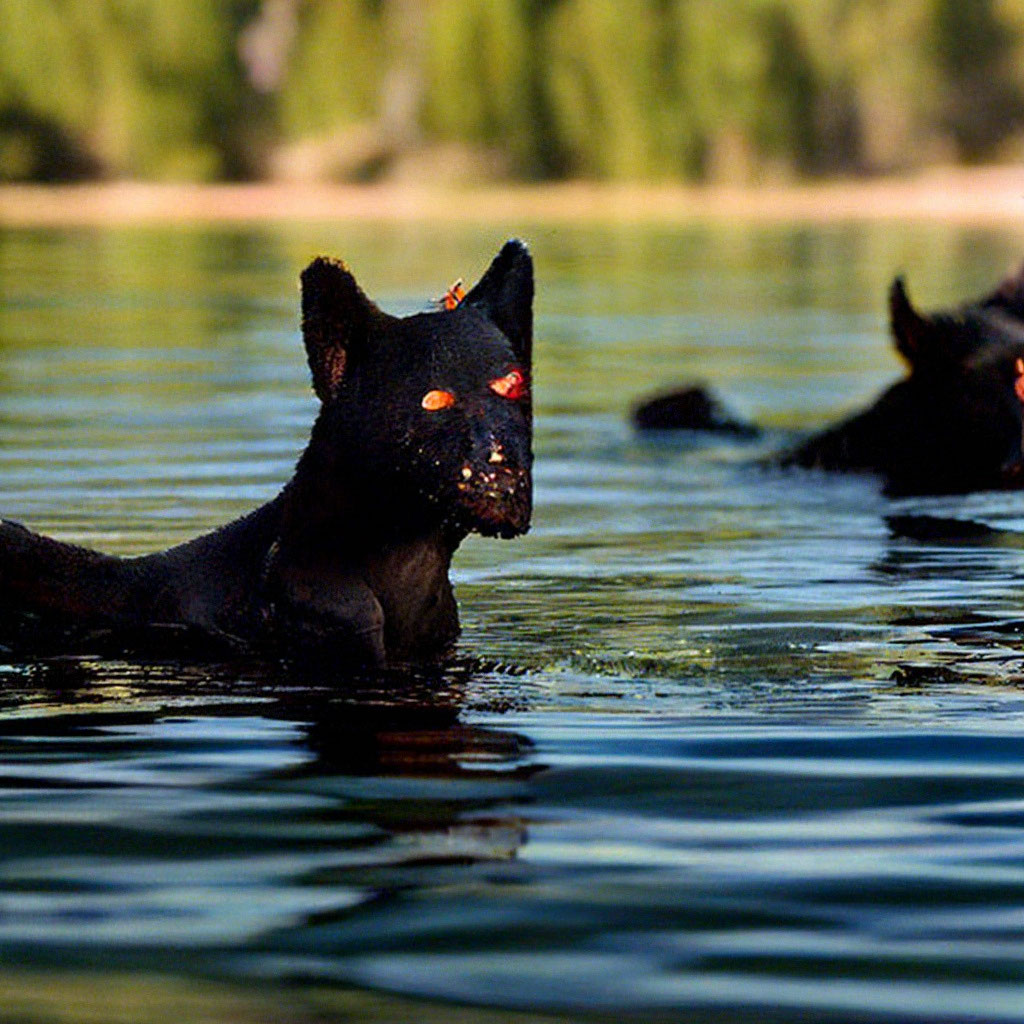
top-left (634, 263), bottom-right (1024, 497)
top-left (0, 241), bottom-right (534, 667)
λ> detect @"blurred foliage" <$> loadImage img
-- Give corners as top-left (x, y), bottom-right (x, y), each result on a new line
top-left (3, 0), bottom-right (1024, 183)
top-left (423, 0), bottom-right (533, 164)
top-left (0, 0), bottom-right (258, 181)
top-left (278, 1), bottom-right (383, 139)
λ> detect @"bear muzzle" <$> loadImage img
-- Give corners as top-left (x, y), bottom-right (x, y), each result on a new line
top-left (453, 457), bottom-right (532, 537)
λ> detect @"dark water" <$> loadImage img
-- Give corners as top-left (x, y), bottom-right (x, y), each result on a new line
top-left (4, 222), bottom-right (1024, 1022)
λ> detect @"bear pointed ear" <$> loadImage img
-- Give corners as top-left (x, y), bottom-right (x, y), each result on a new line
top-left (464, 239), bottom-right (534, 367)
top-left (889, 276), bottom-right (934, 367)
top-left (300, 257), bottom-right (387, 402)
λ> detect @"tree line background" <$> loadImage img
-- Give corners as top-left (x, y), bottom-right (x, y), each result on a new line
top-left (3, 0), bottom-right (1024, 185)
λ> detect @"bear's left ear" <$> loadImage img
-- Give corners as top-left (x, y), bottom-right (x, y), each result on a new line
top-left (300, 257), bottom-right (391, 402)
top-left (889, 276), bottom-right (935, 368)
top-left (464, 239), bottom-right (534, 367)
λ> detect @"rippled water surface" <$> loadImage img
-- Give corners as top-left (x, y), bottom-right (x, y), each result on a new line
top-left (4, 221), bottom-right (1024, 1022)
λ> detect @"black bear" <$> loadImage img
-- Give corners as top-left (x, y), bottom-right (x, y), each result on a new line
top-left (632, 263), bottom-right (1024, 496)
top-left (0, 240), bottom-right (534, 667)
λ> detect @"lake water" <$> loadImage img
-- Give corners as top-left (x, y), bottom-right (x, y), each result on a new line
top-left (3, 221), bottom-right (1024, 1023)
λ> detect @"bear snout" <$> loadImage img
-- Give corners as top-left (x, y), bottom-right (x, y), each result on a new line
top-left (453, 459), bottom-right (531, 537)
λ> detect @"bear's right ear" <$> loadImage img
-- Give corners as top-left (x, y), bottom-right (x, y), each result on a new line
top-left (300, 257), bottom-right (389, 402)
top-left (889, 276), bottom-right (935, 368)
top-left (464, 239), bottom-right (534, 367)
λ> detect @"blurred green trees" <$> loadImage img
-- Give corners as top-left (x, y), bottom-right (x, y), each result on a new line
top-left (3, 0), bottom-right (1024, 183)
top-left (0, 0), bottom-right (258, 180)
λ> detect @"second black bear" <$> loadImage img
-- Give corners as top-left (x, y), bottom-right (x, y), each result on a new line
top-left (0, 240), bottom-right (534, 667)
top-left (633, 264), bottom-right (1024, 496)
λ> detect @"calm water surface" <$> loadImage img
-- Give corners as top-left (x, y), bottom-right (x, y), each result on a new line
top-left (3, 222), bottom-right (1024, 1022)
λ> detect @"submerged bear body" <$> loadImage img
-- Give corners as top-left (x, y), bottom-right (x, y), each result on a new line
top-left (0, 241), bottom-right (535, 666)
top-left (633, 263), bottom-right (1024, 496)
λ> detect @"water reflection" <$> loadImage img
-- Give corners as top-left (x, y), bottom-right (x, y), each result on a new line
top-left (0, 657), bottom-right (536, 960)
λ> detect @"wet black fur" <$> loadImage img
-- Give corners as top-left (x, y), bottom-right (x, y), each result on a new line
top-left (0, 240), bottom-right (534, 667)
top-left (633, 263), bottom-right (1024, 496)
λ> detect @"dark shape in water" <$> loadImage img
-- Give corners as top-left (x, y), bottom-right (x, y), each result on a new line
top-left (0, 241), bottom-right (534, 668)
top-left (631, 384), bottom-right (759, 436)
top-left (885, 514), bottom-right (1008, 544)
top-left (633, 263), bottom-right (1024, 496)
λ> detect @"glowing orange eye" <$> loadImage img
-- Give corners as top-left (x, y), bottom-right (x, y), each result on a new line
top-left (489, 369), bottom-right (526, 400)
top-left (422, 389), bottom-right (455, 411)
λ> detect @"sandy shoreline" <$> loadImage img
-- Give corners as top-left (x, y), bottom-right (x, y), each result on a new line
top-left (1, 167), bottom-right (1024, 227)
